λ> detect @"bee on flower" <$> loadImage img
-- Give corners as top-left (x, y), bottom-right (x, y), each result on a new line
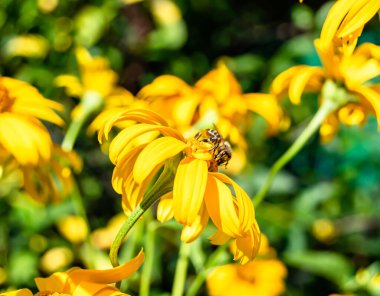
top-left (99, 109), bottom-right (261, 263)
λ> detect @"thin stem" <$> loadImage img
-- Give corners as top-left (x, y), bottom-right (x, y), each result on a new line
top-left (109, 155), bottom-right (180, 267)
top-left (139, 216), bottom-right (156, 296)
top-left (253, 99), bottom-right (340, 207)
top-left (172, 241), bottom-right (191, 296)
top-left (186, 244), bottom-right (229, 296)
top-left (62, 91), bottom-right (103, 151)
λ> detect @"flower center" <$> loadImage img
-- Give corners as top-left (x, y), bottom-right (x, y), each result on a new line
top-left (187, 128), bottom-right (232, 172)
top-left (0, 84), bottom-right (13, 112)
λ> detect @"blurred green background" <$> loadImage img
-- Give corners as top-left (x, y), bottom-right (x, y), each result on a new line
top-left (1, 0), bottom-right (380, 295)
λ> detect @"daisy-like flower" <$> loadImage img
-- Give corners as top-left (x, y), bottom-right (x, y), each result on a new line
top-left (99, 109), bottom-right (261, 263)
top-left (0, 77), bottom-right (63, 165)
top-left (271, 41), bottom-right (380, 142)
top-left (137, 63), bottom-right (285, 172)
top-left (21, 145), bottom-right (82, 203)
top-left (206, 235), bottom-right (287, 296)
top-left (2, 250), bottom-right (144, 296)
top-left (55, 47), bottom-right (136, 123)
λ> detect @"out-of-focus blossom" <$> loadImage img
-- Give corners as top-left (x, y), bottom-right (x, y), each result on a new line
top-left (2, 250), bottom-right (144, 296)
top-left (3, 35), bottom-right (49, 58)
top-left (21, 145), bottom-right (82, 203)
top-left (100, 109), bottom-right (261, 263)
top-left (207, 234), bottom-right (287, 295)
top-left (40, 247), bottom-right (74, 274)
top-left (91, 214), bottom-right (127, 249)
top-left (57, 215), bottom-right (89, 244)
top-left (38, 0), bottom-right (59, 13)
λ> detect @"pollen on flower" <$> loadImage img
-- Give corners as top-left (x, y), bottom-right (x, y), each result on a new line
top-left (186, 128), bottom-right (232, 172)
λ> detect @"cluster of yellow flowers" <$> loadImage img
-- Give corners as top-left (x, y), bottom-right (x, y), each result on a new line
top-left (1, 0), bottom-right (380, 295)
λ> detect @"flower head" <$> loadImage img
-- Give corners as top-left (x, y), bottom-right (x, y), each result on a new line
top-left (99, 109), bottom-right (260, 263)
top-left (2, 251), bottom-right (144, 296)
top-left (0, 77), bottom-right (63, 165)
top-left (137, 63), bottom-right (285, 172)
top-left (271, 2), bottom-right (380, 142)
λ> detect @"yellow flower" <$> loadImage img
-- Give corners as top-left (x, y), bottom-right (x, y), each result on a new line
top-left (21, 145), bottom-right (82, 203)
top-left (137, 63), bottom-right (284, 172)
top-left (207, 234), bottom-right (287, 296)
top-left (319, 0), bottom-right (380, 57)
top-left (272, 42), bottom-right (380, 142)
top-left (0, 77), bottom-right (63, 166)
top-left (99, 109), bottom-right (260, 263)
top-left (4, 34), bottom-right (49, 58)
top-left (57, 215), bottom-right (88, 244)
top-left (2, 251), bottom-right (144, 296)
top-left (55, 47), bottom-right (135, 123)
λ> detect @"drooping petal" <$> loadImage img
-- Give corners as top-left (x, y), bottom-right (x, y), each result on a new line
top-left (320, 115), bottom-right (340, 143)
top-left (338, 103), bottom-right (366, 126)
top-left (157, 192), bottom-right (174, 222)
top-left (233, 222), bottom-right (261, 264)
top-left (288, 66), bottom-right (325, 105)
top-left (180, 203), bottom-right (209, 243)
top-left (63, 250), bottom-right (144, 291)
top-left (55, 74), bottom-right (84, 97)
top-left (211, 173), bottom-right (255, 234)
top-left (244, 93), bottom-right (283, 134)
top-left (204, 174), bottom-right (242, 237)
top-left (72, 281), bottom-right (126, 296)
top-left (351, 85), bottom-right (380, 127)
top-left (133, 137), bottom-right (187, 184)
top-left (209, 230), bottom-right (231, 245)
top-left (35, 271), bottom-right (70, 292)
top-left (173, 157), bottom-right (208, 226)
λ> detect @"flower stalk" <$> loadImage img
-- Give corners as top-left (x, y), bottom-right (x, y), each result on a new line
top-left (172, 241), bottom-right (191, 296)
top-left (110, 155), bottom-right (181, 267)
top-left (253, 80), bottom-right (352, 206)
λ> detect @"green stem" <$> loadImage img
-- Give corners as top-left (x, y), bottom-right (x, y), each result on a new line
top-left (253, 95), bottom-right (342, 207)
top-left (62, 91), bottom-right (103, 151)
top-left (253, 99), bottom-right (338, 206)
top-left (109, 155), bottom-right (180, 267)
top-left (172, 241), bottom-right (191, 296)
top-left (139, 216), bottom-right (156, 296)
top-left (186, 244), bottom-right (229, 296)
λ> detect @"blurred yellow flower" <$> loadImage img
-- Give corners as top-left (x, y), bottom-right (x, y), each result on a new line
top-left (207, 234), bottom-right (287, 295)
top-left (4, 35), bottom-right (49, 58)
top-left (40, 247), bottom-right (74, 274)
top-left (21, 145), bottom-right (82, 203)
top-left (138, 63), bottom-right (284, 172)
top-left (57, 215), bottom-right (88, 244)
top-left (0, 77), bottom-right (63, 166)
top-left (55, 47), bottom-right (136, 123)
top-left (272, 42), bottom-right (380, 142)
top-left (100, 109), bottom-right (261, 263)
top-left (91, 214), bottom-right (126, 249)
top-left (3, 250), bottom-right (144, 296)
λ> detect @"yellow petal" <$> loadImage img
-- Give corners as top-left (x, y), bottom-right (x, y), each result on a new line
top-left (35, 271), bottom-right (69, 292)
top-left (99, 109), bottom-right (171, 143)
top-left (233, 222), bottom-right (261, 263)
top-left (244, 93), bottom-right (283, 134)
top-left (320, 115), bottom-right (340, 143)
top-left (157, 192), bottom-right (174, 222)
top-left (204, 174), bottom-right (241, 237)
top-left (180, 203), bottom-right (209, 243)
top-left (65, 250), bottom-right (144, 291)
top-left (351, 85), bottom-right (380, 127)
top-left (338, 0), bottom-right (380, 40)
top-left (133, 137), bottom-right (187, 184)
top-left (173, 157), bottom-right (208, 225)
top-left (209, 230), bottom-right (230, 245)
top-left (288, 66), bottom-right (324, 105)
top-left (271, 65), bottom-right (305, 96)
top-left (211, 173), bottom-right (255, 234)
top-left (0, 114), bottom-right (52, 165)
top-left (55, 74), bottom-right (84, 97)
top-left (338, 104), bottom-right (366, 126)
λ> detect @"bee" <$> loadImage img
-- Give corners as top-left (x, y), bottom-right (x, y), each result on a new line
top-left (194, 127), bottom-right (232, 168)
